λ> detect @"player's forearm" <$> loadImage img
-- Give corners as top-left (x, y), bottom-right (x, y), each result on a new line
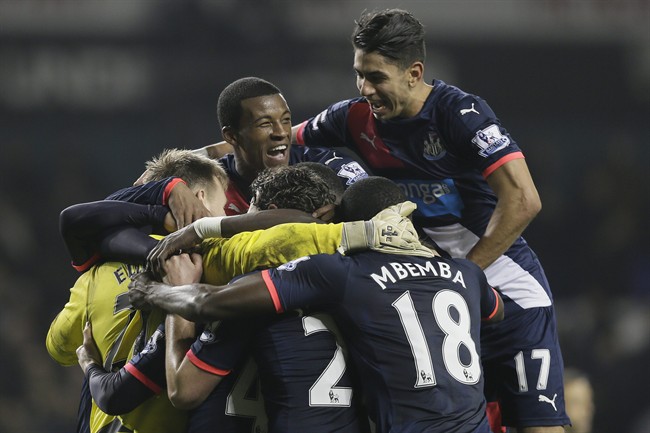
top-left (220, 209), bottom-right (320, 237)
top-left (87, 365), bottom-right (154, 415)
top-left (196, 276), bottom-right (277, 322)
top-left (143, 284), bottom-right (207, 322)
top-left (466, 193), bottom-right (540, 269)
top-left (143, 284), bottom-right (245, 323)
top-left (165, 314), bottom-right (195, 404)
top-left (135, 273), bottom-right (274, 322)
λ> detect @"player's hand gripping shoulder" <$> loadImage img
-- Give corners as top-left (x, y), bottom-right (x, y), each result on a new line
top-left (167, 182), bottom-right (212, 230)
top-left (340, 201), bottom-right (439, 258)
top-left (128, 271), bottom-right (162, 310)
top-left (76, 322), bottom-right (102, 374)
top-left (147, 221), bottom-right (206, 277)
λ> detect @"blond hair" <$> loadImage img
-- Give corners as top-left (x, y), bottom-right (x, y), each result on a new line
top-left (143, 148), bottom-right (228, 191)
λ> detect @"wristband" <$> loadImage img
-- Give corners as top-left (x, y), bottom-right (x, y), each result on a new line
top-left (193, 216), bottom-right (226, 239)
top-left (339, 221), bottom-right (370, 255)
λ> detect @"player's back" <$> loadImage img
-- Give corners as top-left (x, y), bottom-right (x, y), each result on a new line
top-left (267, 251), bottom-right (493, 433)
top-left (252, 312), bottom-right (368, 433)
top-left (338, 253), bottom-right (489, 432)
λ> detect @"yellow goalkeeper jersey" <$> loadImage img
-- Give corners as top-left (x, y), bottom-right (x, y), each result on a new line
top-left (46, 260), bottom-right (187, 433)
top-left (201, 222), bottom-right (343, 284)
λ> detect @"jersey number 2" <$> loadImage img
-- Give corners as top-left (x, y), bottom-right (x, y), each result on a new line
top-left (303, 314), bottom-right (353, 407)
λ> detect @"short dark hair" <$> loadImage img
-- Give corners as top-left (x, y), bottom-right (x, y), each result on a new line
top-left (295, 162), bottom-right (345, 204)
top-left (143, 148), bottom-right (228, 191)
top-left (339, 176), bottom-right (406, 221)
top-left (250, 165), bottom-right (336, 213)
top-left (351, 8), bottom-right (426, 69)
top-left (217, 77), bottom-right (282, 131)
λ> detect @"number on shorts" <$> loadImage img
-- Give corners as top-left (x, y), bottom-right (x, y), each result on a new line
top-left (514, 349), bottom-right (551, 392)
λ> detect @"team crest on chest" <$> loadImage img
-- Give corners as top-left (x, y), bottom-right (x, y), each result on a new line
top-left (423, 132), bottom-right (446, 160)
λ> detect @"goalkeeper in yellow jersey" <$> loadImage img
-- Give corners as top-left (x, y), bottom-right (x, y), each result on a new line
top-left (46, 149), bottom-right (229, 433)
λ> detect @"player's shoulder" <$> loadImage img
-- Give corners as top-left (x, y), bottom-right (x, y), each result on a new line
top-left (328, 97), bottom-right (364, 113)
top-left (290, 143), bottom-right (343, 163)
top-left (278, 252), bottom-right (346, 273)
top-left (308, 97), bottom-right (366, 125)
top-left (431, 80), bottom-right (481, 112)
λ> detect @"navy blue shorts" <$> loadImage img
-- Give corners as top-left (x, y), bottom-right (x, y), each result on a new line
top-left (481, 306), bottom-right (571, 428)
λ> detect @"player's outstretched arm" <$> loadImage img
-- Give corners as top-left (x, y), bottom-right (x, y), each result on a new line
top-left (129, 271), bottom-right (274, 324)
top-left (147, 210), bottom-right (321, 277)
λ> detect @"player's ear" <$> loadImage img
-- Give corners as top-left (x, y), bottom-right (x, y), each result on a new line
top-left (267, 203), bottom-right (278, 210)
top-left (222, 126), bottom-right (239, 147)
top-left (407, 61), bottom-right (424, 86)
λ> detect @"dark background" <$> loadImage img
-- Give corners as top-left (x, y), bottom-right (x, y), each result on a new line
top-left (0, 1), bottom-right (648, 432)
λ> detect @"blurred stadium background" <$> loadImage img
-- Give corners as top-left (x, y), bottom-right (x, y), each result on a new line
top-left (0, 1), bottom-right (647, 431)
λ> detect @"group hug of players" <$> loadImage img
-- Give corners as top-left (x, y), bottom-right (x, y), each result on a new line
top-left (46, 8), bottom-right (570, 433)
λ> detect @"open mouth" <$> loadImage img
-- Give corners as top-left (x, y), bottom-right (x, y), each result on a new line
top-left (368, 99), bottom-right (387, 115)
top-left (266, 144), bottom-right (288, 160)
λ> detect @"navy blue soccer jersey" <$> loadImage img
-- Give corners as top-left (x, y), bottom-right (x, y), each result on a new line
top-left (296, 80), bottom-right (552, 314)
top-left (262, 252), bottom-right (499, 433)
top-left (187, 319), bottom-right (267, 433)
top-left (118, 320), bottom-right (261, 433)
top-left (191, 314), bottom-right (367, 433)
top-left (218, 146), bottom-right (368, 215)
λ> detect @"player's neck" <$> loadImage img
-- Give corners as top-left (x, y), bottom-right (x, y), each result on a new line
top-left (403, 83), bottom-right (433, 118)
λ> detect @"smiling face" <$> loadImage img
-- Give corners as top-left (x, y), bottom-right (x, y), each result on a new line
top-left (354, 49), bottom-right (423, 120)
top-left (226, 94), bottom-right (292, 182)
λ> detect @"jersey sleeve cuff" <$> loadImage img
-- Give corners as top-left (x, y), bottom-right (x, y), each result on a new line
top-left (482, 151), bottom-right (524, 178)
top-left (162, 178), bottom-right (186, 205)
top-left (72, 252), bottom-right (101, 272)
top-left (261, 269), bottom-right (284, 313)
top-left (124, 363), bottom-right (163, 394)
top-left (295, 121), bottom-right (307, 145)
top-left (483, 287), bottom-right (502, 321)
top-left (186, 349), bottom-right (231, 376)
